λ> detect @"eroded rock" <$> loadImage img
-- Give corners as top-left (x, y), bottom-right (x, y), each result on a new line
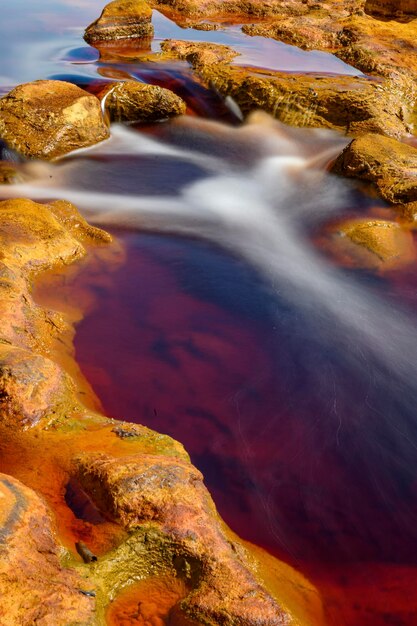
top-left (0, 473), bottom-right (95, 625)
top-left (332, 134), bottom-right (417, 203)
top-left (365, 0), bottom-right (417, 19)
top-left (159, 41), bottom-right (406, 136)
top-left (98, 80), bottom-right (186, 122)
top-left (0, 80), bottom-right (109, 160)
top-left (85, 0), bottom-right (154, 43)
top-left (160, 38), bottom-right (239, 66)
top-left (75, 452), bottom-right (323, 625)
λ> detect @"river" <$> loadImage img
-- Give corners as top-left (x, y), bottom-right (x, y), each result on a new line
top-left (1, 2), bottom-right (417, 625)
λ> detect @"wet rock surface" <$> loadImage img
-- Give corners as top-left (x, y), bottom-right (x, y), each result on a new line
top-left (326, 218), bottom-right (416, 270)
top-left (0, 198), bottom-right (323, 624)
top-left (98, 80), bottom-right (186, 122)
top-left (159, 41), bottom-right (407, 136)
top-left (149, 0), bottom-right (417, 140)
top-left (85, 0), bottom-right (154, 43)
top-left (365, 0), bottom-right (417, 19)
top-left (0, 160), bottom-right (20, 184)
top-left (332, 134), bottom-right (417, 204)
top-left (0, 473), bottom-right (95, 625)
top-left (0, 80), bottom-right (109, 160)
top-left (160, 39), bottom-right (239, 66)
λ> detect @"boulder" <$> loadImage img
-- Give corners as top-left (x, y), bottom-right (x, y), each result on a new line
top-left (98, 80), bottom-right (186, 122)
top-left (332, 134), bottom-right (417, 203)
top-left (84, 0), bottom-right (154, 43)
top-left (0, 80), bottom-right (109, 160)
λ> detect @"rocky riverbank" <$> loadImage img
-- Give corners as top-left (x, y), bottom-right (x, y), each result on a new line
top-left (1, 0), bottom-right (417, 624)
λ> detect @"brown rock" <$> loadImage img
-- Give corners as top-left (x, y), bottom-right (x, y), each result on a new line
top-left (85, 0), bottom-right (154, 43)
top-left (332, 134), bottom-right (417, 203)
top-left (99, 80), bottom-right (186, 122)
top-left (365, 0), bottom-right (417, 19)
top-left (242, 18), bottom-right (338, 51)
top-left (149, 0), bottom-right (334, 19)
top-left (0, 160), bottom-right (20, 184)
top-left (0, 80), bottom-right (109, 160)
top-left (160, 42), bottom-right (407, 136)
top-left (160, 39), bottom-right (239, 66)
top-left (0, 473), bottom-right (95, 624)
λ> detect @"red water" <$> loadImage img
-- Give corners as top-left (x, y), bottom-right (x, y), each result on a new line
top-left (62, 229), bottom-right (417, 626)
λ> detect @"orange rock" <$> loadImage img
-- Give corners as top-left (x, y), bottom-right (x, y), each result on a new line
top-left (0, 80), bottom-right (109, 160)
top-left (159, 42), bottom-right (406, 136)
top-left (326, 218), bottom-right (415, 270)
top-left (0, 473), bottom-right (95, 625)
top-left (98, 80), bottom-right (186, 122)
top-left (85, 0), bottom-right (154, 43)
top-left (365, 0), bottom-right (417, 19)
top-left (160, 39), bottom-right (239, 66)
top-left (75, 452), bottom-right (323, 625)
top-left (332, 134), bottom-right (417, 203)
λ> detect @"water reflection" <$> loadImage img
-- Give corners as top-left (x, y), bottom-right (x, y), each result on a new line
top-left (0, 0), bottom-right (361, 88)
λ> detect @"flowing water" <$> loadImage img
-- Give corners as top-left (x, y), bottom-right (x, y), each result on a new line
top-left (2, 2), bottom-right (417, 625)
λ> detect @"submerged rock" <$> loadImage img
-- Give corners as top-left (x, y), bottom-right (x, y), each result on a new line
top-left (332, 134), bottom-right (417, 203)
top-left (0, 80), bottom-right (109, 160)
top-left (334, 218), bottom-right (415, 269)
top-left (98, 80), bottom-right (186, 122)
top-left (85, 0), bottom-right (154, 43)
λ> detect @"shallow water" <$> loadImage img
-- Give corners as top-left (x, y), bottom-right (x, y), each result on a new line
top-left (0, 0), bottom-right (360, 89)
top-left (2, 1), bottom-right (417, 625)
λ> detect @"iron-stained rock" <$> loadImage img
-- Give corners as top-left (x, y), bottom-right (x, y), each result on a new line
top-left (84, 0), bottom-right (154, 43)
top-left (99, 80), bottom-right (186, 122)
top-left (0, 80), bottom-right (109, 160)
top-left (332, 134), bottom-right (417, 203)
top-left (0, 473), bottom-right (95, 624)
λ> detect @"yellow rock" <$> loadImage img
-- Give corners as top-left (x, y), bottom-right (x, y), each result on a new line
top-left (85, 0), bottom-right (154, 43)
top-left (337, 218), bottom-right (415, 269)
top-left (0, 80), bottom-right (109, 160)
top-left (98, 80), bottom-right (186, 122)
top-left (332, 134), bottom-right (417, 203)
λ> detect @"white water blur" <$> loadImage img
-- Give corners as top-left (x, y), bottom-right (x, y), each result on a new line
top-left (1, 114), bottom-right (417, 400)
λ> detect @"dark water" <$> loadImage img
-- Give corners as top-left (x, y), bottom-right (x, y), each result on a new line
top-left (69, 219), bottom-right (417, 626)
top-left (71, 224), bottom-right (417, 560)
top-left (2, 1), bottom-right (417, 625)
